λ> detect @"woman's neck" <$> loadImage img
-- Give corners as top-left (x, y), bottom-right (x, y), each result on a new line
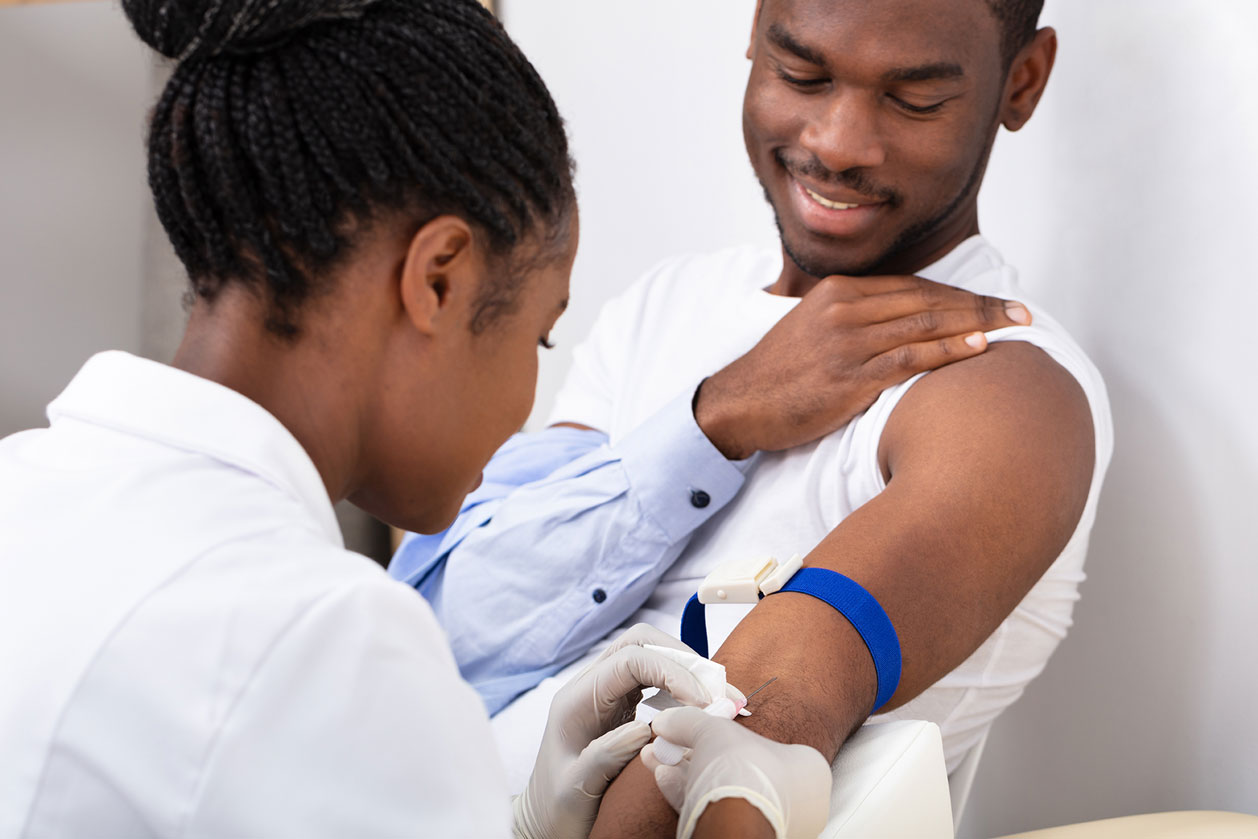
top-left (172, 290), bottom-right (364, 504)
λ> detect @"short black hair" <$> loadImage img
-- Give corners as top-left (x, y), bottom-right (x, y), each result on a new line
top-left (985, 0), bottom-right (1045, 68)
top-left (122, 0), bottom-right (576, 337)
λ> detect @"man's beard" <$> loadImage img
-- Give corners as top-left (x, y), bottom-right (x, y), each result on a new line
top-left (764, 133), bottom-right (994, 279)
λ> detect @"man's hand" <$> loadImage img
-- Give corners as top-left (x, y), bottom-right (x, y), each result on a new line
top-left (694, 275), bottom-right (1030, 459)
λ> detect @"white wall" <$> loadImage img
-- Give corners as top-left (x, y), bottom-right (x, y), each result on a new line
top-left (501, 0), bottom-right (776, 430)
top-left (0, 2), bottom-right (152, 437)
top-left (503, 1), bottom-right (1258, 834)
top-left (964, 4), bottom-right (1258, 835)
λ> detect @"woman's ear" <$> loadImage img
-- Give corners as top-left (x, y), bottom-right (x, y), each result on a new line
top-left (1002, 27), bottom-right (1058, 132)
top-left (399, 216), bottom-right (479, 336)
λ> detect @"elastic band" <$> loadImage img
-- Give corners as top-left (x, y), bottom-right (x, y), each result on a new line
top-left (680, 568), bottom-right (901, 713)
top-left (681, 593), bottom-right (710, 658)
top-left (776, 568), bottom-right (901, 712)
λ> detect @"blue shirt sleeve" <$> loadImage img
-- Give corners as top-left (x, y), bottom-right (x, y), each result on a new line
top-left (388, 388), bottom-right (752, 715)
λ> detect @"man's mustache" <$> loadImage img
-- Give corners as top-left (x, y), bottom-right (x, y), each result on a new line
top-left (774, 149), bottom-right (903, 208)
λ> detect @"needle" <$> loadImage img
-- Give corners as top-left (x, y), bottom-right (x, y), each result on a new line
top-left (741, 676), bottom-right (778, 709)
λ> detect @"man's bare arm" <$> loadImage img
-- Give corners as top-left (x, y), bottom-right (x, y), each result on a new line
top-left (589, 341), bottom-right (1096, 837)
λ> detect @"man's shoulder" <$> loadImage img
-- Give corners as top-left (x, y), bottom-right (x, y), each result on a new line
top-left (919, 236), bottom-right (1110, 437)
top-left (864, 237), bottom-right (1114, 493)
top-left (881, 340), bottom-right (1099, 490)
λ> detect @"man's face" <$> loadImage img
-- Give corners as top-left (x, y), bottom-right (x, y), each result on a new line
top-left (744, 0), bottom-right (1010, 278)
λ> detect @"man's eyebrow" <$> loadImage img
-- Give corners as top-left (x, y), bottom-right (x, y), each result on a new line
top-left (766, 24), bottom-right (965, 84)
top-left (556, 298), bottom-right (569, 314)
top-left (767, 23), bottom-right (827, 67)
top-left (881, 63), bottom-right (966, 83)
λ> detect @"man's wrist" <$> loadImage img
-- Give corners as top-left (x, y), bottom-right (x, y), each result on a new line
top-left (693, 376), bottom-right (757, 461)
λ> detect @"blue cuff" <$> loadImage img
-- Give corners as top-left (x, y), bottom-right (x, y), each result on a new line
top-left (777, 568), bottom-right (902, 713)
top-left (616, 387), bottom-right (753, 544)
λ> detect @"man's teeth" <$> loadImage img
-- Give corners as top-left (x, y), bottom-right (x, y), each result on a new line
top-left (805, 187), bottom-right (860, 211)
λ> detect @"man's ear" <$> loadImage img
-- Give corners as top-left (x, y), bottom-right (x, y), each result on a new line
top-left (1002, 27), bottom-right (1057, 132)
top-left (399, 215), bottom-right (479, 337)
top-left (747, 0), bottom-right (765, 60)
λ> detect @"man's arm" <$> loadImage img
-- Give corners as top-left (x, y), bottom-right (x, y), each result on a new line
top-left (397, 274), bottom-right (1026, 714)
top-left (590, 341), bottom-right (1097, 837)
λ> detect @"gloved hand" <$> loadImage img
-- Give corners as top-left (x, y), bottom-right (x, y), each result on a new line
top-left (641, 706), bottom-right (832, 839)
top-left (512, 625), bottom-right (725, 839)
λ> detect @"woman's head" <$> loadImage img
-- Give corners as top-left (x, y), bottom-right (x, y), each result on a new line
top-left (124, 0), bottom-right (578, 532)
top-left (125, 0), bottom-right (575, 335)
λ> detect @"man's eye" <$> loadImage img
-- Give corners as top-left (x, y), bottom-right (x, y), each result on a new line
top-left (775, 68), bottom-right (826, 89)
top-left (888, 94), bottom-right (947, 115)
top-left (539, 336), bottom-right (555, 350)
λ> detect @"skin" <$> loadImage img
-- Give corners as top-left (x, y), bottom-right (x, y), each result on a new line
top-left (173, 212), bottom-right (575, 536)
top-left (588, 1), bottom-right (1091, 836)
top-left (693, 799), bottom-right (776, 839)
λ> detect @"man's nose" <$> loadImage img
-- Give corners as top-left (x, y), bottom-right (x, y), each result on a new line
top-left (798, 91), bottom-right (887, 175)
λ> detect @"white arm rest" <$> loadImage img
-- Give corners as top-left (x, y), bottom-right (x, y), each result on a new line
top-left (822, 720), bottom-right (954, 838)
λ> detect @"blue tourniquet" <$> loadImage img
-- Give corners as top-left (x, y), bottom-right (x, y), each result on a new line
top-left (680, 567), bottom-right (902, 712)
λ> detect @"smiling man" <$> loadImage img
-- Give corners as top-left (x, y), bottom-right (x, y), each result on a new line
top-left (390, 0), bottom-right (1112, 834)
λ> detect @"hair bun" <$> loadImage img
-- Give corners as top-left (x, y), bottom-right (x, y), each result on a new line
top-left (121, 0), bottom-right (381, 62)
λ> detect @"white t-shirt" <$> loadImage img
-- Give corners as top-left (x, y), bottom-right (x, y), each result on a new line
top-left (548, 237), bottom-right (1114, 772)
top-left (0, 352), bottom-right (510, 838)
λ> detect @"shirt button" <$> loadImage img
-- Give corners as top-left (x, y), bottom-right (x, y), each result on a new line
top-left (592, 588), bottom-right (608, 604)
top-left (690, 489), bottom-right (711, 509)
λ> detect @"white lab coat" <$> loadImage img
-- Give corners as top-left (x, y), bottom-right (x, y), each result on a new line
top-left (0, 352), bottom-right (511, 838)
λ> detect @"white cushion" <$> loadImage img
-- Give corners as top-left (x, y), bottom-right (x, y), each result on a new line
top-left (823, 720), bottom-right (954, 838)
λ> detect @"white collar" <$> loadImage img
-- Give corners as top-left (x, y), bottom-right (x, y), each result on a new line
top-left (915, 234), bottom-right (1004, 287)
top-left (47, 351), bottom-right (344, 547)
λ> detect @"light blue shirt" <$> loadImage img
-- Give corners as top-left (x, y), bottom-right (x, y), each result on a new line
top-left (388, 390), bottom-right (750, 714)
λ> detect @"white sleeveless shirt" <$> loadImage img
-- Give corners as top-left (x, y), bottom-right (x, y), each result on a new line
top-left (549, 237), bottom-right (1114, 770)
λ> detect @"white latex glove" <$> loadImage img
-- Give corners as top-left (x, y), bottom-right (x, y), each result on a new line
top-left (641, 706), bottom-right (832, 839)
top-left (512, 625), bottom-right (721, 839)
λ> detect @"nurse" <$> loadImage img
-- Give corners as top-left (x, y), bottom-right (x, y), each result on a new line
top-left (0, 0), bottom-right (829, 837)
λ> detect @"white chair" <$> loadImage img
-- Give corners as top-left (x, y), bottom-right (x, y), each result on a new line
top-left (822, 719), bottom-right (954, 838)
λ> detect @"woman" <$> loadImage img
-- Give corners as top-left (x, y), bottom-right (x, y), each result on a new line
top-left (0, 0), bottom-right (828, 837)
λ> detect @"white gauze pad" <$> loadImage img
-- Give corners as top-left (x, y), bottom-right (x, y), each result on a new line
top-left (643, 644), bottom-right (728, 700)
top-left (640, 645), bottom-right (745, 766)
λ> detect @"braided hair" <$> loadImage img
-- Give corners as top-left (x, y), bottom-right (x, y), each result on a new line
top-left (122, 0), bottom-right (576, 337)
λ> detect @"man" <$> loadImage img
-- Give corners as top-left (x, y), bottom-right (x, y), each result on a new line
top-left (391, 0), bottom-right (1112, 834)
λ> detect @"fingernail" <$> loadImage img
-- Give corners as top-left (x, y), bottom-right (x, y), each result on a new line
top-left (965, 332), bottom-right (987, 350)
top-left (1005, 304), bottom-right (1031, 325)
